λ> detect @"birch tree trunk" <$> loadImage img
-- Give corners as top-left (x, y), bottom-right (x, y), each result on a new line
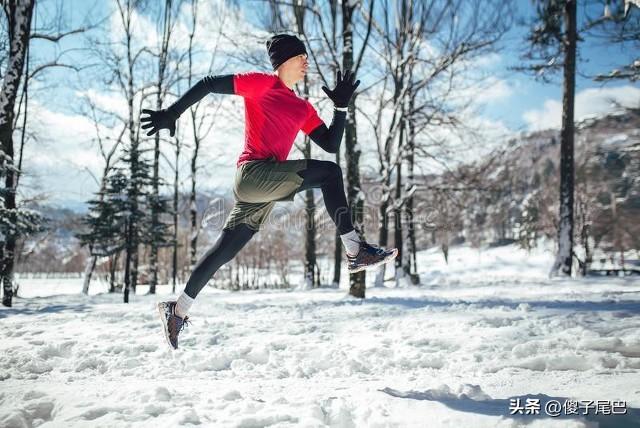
top-left (1, 0), bottom-right (35, 307)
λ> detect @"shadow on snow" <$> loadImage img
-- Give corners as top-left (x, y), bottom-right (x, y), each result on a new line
top-left (380, 387), bottom-right (640, 428)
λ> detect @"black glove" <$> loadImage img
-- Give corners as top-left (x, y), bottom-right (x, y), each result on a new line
top-left (321, 69), bottom-right (360, 108)
top-left (141, 108), bottom-right (176, 137)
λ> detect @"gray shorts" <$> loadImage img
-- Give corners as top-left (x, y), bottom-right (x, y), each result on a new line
top-left (223, 158), bottom-right (307, 231)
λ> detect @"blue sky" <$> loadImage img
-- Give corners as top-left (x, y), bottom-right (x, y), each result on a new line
top-left (483, 0), bottom-right (640, 130)
top-left (21, 0), bottom-right (640, 208)
top-left (31, 0), bottom-right (639, 129)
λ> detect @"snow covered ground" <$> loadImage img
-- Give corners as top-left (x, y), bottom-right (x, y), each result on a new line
top-left (1, 243), bottom-right (640, 427)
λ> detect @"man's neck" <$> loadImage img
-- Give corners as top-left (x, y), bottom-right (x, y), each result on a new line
top-left (276, 73), bottom-right (296, 91)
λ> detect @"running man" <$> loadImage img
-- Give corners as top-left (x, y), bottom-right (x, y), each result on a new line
top-left (141, 34), bottom-right (397, 350)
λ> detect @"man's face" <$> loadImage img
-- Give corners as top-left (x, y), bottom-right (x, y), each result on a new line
top-left (280, 53), bottom-right (309, 79)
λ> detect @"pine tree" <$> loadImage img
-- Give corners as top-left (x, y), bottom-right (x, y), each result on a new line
top-left (77, 168), bottom-right (129, 259)
top-left (80, 161), bottom-right (171, 300)
top-left (121, 143), bottom-right (164, 302)
top-left (87, 145), bottom-right (164, 302)
top-left (516, 190), bottom-right (541, 251)
top-left (519, 0), bottom-right (577, 277)
top-left (593, 0), bottom-right (640, 82)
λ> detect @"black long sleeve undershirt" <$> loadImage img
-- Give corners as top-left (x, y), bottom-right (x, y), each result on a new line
top-left (308, 110), bottom-right (346, 154)
top-left (165, 73), bottom-right (346, 154)
top-left (165, 74), bottom-right (234, 119)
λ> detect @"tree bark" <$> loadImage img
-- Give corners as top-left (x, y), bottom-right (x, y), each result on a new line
top-left (405, 90), bottom-right (418, 283)
top-left (172, 137), bottom-right (179, 293)
top-left (1, 0), bottom-right (35, 307)
top-left (550, 0), bottom-right (576, 277)
top-left (292, 2), bottom-right (318, 289)
top-left (189, 142), bottom-right (198, 266)
top-left (373, 185), bottom-right (390, 288)
top-left (333, 151), bottom-right (342, 286)
top-left (342, 0), bottom-right (366, 298)
top-left (393, 116), bottom-right (404, 281)
top-left (124, 220), bottom-right (131, 303)
top-left (82, 254), bottom-right (97, 295)
top-left (149, 0), bottom-right (174, 294)
top-left (119, 0), bottom-right (141, 297)
top-left (109, 252), bottom-right (119, 293)
top-left (188, 0), bottom-right (200, 269)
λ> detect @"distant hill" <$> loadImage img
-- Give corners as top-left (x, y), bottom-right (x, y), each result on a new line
top-left (411, 108), bottom-right (639, 270)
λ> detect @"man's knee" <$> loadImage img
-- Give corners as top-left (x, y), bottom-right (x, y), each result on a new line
top-left (226, 223), bottom-right (257, 236)
top-left (322, 160), bottom-right (342, 179)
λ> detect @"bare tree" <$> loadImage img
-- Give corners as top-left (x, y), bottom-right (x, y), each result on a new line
top-left (358, 0), bottom-right (509, 286)
top-left (340, 0), bottom-right (374, 297)
top-left (184, 0), bottom-right (223, 277)
top-left (186, 0), bottom-right (200, 283)
top-left (148, 0), bottom-right (182, 294)
top-left (79, 98), bottom-right (126, 294)
top-left (365, 0), bottom-right (418, 286)
top-left (1, 0), bottom-right (88, 306)
top-left (0, 0), bottom-right (35, 307)
top-left (293, 1), bottom-right (321, 288)
top-left (111, 0), bottom-right (154, 302)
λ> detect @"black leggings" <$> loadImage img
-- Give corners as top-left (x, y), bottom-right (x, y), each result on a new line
top-left (297, 159), bottom-right (354, 235)
top-left (183, 159), bottom-right (353, 298)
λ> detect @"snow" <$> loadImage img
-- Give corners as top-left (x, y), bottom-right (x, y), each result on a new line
top-left (601, 133), bottom-right (632, 149)
top-left (1, 243), bottom-right (640, 427)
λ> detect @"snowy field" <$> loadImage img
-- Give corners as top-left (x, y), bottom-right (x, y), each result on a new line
top-left (1, 244), bottom-right (640, 427)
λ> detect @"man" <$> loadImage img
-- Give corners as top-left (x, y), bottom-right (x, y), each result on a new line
top-left (141, 34), bottom-right (397, 350)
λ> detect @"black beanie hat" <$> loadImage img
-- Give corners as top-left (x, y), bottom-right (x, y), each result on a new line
top-left (266, 34), bottom-right (307, 71)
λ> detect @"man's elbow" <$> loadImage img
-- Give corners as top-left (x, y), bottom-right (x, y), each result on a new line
top-left (327, 136), bottom-right (343, 154)
top-left (324, 145), bottom-right (338, 154)
top-left (320, 140), bottom-right (339, 154)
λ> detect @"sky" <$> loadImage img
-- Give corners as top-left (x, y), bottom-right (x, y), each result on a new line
top-left (16, 0), bottom-right (640, 210)
top-left (480, 1), bottom-right (640, 132)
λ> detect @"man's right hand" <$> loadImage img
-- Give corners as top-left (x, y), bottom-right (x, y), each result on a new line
top-left (141, 108), bottom-right (176, 137)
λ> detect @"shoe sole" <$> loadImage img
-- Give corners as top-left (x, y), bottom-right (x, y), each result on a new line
top-left (157, 302), bottom-right (177, 351)
top-left (348, 248), bottom-right (399, 274)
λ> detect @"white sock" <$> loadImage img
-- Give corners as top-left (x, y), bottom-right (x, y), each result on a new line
top-left (340, 230), bottom-right (361, 257)
top-left (175, 292), bottom-right (194, 319)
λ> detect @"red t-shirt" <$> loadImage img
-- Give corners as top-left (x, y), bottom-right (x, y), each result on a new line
top-left (233, 72), bottom-right (324, 166)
